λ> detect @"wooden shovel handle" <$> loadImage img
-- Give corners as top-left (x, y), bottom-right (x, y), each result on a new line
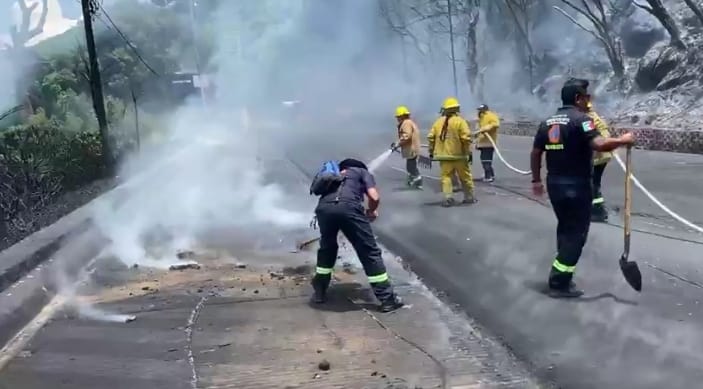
top-left (623, 146), bottom-right (632, 254)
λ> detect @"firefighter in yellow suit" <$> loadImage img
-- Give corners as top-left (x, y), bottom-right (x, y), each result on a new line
top-left (428, 97), bottom-right (476, 207)
top-left (587, 101), bottom-right (612, 222)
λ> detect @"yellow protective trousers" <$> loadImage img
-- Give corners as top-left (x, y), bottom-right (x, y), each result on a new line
top-left (439, 160), bottom-right (473, 198)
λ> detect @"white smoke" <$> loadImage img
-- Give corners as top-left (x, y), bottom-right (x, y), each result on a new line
top-left (90, 104), bottom-right (311, 268)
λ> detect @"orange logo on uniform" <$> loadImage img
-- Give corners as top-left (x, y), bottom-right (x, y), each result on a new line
top-left (548, 124), bottom-right (561, 143)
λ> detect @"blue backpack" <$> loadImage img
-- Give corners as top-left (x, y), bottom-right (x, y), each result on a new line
top-left (310, 160), bottom-right (345, 196)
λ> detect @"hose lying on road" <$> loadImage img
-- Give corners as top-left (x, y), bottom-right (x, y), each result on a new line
top-left (484, 133), bottom-right (531, 175)
top-left (422, 133), bottom-right (703, 234)
top-left (611, 152), bottom-right (703, 234)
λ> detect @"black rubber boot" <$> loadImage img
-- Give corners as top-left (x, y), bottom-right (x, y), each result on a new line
top-left (379, 295), bottom-right (404, 313)
top-left (548, 270), bottom-right (583, 298)
top-left (548, 284), bottom-right (584, 298)
top-left (311, 276), bottom-right (329, 304)
top-left (462, 192), bottom-right (477, 204)
top-left (441, 198), bottom-right (456, 207)
top-left (591, 205), bottom-right (608, 223)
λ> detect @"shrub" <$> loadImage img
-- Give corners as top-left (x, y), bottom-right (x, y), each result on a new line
top-left (0, 117), bottom-right (104, 234)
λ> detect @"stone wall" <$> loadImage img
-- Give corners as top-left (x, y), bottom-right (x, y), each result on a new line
top-left (500, 121), bottom-right (703, 154)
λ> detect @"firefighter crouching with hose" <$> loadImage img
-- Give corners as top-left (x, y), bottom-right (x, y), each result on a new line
top-left (428, 97), bottom-right (477, 207)
top-left (476, 104), bottom-right (500, 182)
top-left (393, 106), bottom-right (423, 189)
top-left (587, 101), bottom-right (611, 223)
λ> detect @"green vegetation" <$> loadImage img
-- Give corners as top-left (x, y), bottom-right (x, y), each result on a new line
top-left (1, 0), bottom-right (216, 240)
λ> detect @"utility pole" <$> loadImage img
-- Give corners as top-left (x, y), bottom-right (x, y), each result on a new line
top-left (447, 0), bottom-right (458, 97)
top-left (188, 0), bottom-right (207, 105)
top-left (80, 0), bottom-right (113, 174)
top-left (131, 89), bottom-right (140, 152)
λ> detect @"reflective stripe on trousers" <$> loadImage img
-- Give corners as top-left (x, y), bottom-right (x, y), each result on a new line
top-left (592, 197), bottom-right (605, 205)
top-left (552, 258), bottom-right (576, 274)
top-left (316, 266), bottom-right (389, 284)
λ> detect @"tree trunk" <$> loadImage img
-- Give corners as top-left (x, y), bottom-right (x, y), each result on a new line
top-left (682, 0), bottom-right (703, 26)
top-left (465, 26), bottom-right (479, 96)
top-left (504, 0), bottom-right (536, 91)
top-left (605, 39), bottom-right (625, 79)
top-left (642, 0), bottom-right (687, 50)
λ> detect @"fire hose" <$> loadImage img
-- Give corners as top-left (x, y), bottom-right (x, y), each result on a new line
top-left (475, 133), bottom-right (703, 234)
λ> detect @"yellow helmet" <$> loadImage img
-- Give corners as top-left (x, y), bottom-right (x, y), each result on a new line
top-left (395, 105), bottom-right (410, 117)
top-left (442, 97), bottom-right (460, 110)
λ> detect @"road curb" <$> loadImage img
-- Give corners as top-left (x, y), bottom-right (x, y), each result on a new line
top-left (0, 226), bottom-right (106, 349)
top-left (0, 182), bottom-right (134, 349)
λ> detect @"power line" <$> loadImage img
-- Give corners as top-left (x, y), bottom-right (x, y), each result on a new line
top-left (95, 2), bottom-right (161, 77)
top-left (73, 0), bottom-right (160, 77)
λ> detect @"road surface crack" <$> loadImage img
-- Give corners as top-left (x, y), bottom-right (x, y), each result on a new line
top-left (185, 296), bottom-right (207, 389)
top-left (647, 263), bottom-right (703, 289)
top-left (347, 297), bottom-right (448, 389)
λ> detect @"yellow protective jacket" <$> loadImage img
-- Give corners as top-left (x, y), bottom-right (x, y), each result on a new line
top-left (476, 110), bottom-right (500, 148)
top-left (397, 118), bottom-right (421, 159)
top-left (427, 114), bottom-right (472, 161)
top-left (588, 109), bottom-right (612, 165)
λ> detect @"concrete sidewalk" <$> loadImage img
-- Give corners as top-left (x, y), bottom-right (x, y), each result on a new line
top-left (0, 244), bottom-right (541, 389)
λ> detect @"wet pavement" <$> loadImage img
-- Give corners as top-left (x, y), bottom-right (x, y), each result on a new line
top-left (0, 243), bottom-right (540, 389)
top-left (286, 131), bottom-right (703, 389)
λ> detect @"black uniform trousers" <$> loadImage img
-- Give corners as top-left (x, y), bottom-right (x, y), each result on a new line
top-left (478, 147), bottom-right (495, 179)
top-left (591, 163), bottom-right (608, 217)
top-left (546, 175), bottom-right (592, 289)
top-left (312, 200), bottom-right (395, 302)
top-left (406, 157), bottom-right (421, 181)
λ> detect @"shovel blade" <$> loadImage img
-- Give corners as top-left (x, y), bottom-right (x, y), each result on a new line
top-left (619, 256), bottom-right (642, 292)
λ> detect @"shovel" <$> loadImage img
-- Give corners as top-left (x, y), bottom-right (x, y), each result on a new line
top-left (620, 145), bottom-right (642, 292)
top-left (418, 154), bottom-right (432, 169)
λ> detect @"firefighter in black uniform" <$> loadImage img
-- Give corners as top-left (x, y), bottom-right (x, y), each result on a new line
top-left (310, 158), bottom-right (404, 312)
top-left (530, 78), bottom-right (635, 298)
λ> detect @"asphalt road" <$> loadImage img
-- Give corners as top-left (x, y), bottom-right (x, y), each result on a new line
top-left (287, 132), bottom-right (703, 389)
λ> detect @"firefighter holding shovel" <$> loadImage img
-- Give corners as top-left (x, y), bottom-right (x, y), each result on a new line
top-left (531, 78), bottom-right (635, 298)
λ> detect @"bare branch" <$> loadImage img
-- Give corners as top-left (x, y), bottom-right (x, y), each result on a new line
top-left (632, 1), bottom-right (654, 13)
top-left (552, 5), bottom-right (607, 46)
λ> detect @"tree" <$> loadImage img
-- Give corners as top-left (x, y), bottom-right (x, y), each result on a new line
top-left (8, 0), bottom-right (49, 49)
top-left (553, 1), bottom-right (625, 80)
top-left (633, 0), bottom-right (686, 50)
top-left (682, 0), bottom-right (703, 27)
top-left (503, 0), bottom-right (538, 91)
top-left (6, 0), bottom-right (49, 117)
top-left (379, 0), bottom-right (485, 95)
top-left (456, 1), bottom-right (482, 97)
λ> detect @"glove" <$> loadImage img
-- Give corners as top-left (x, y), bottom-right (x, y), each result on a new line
top-left (429, 153), bottom-right (434, 160)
